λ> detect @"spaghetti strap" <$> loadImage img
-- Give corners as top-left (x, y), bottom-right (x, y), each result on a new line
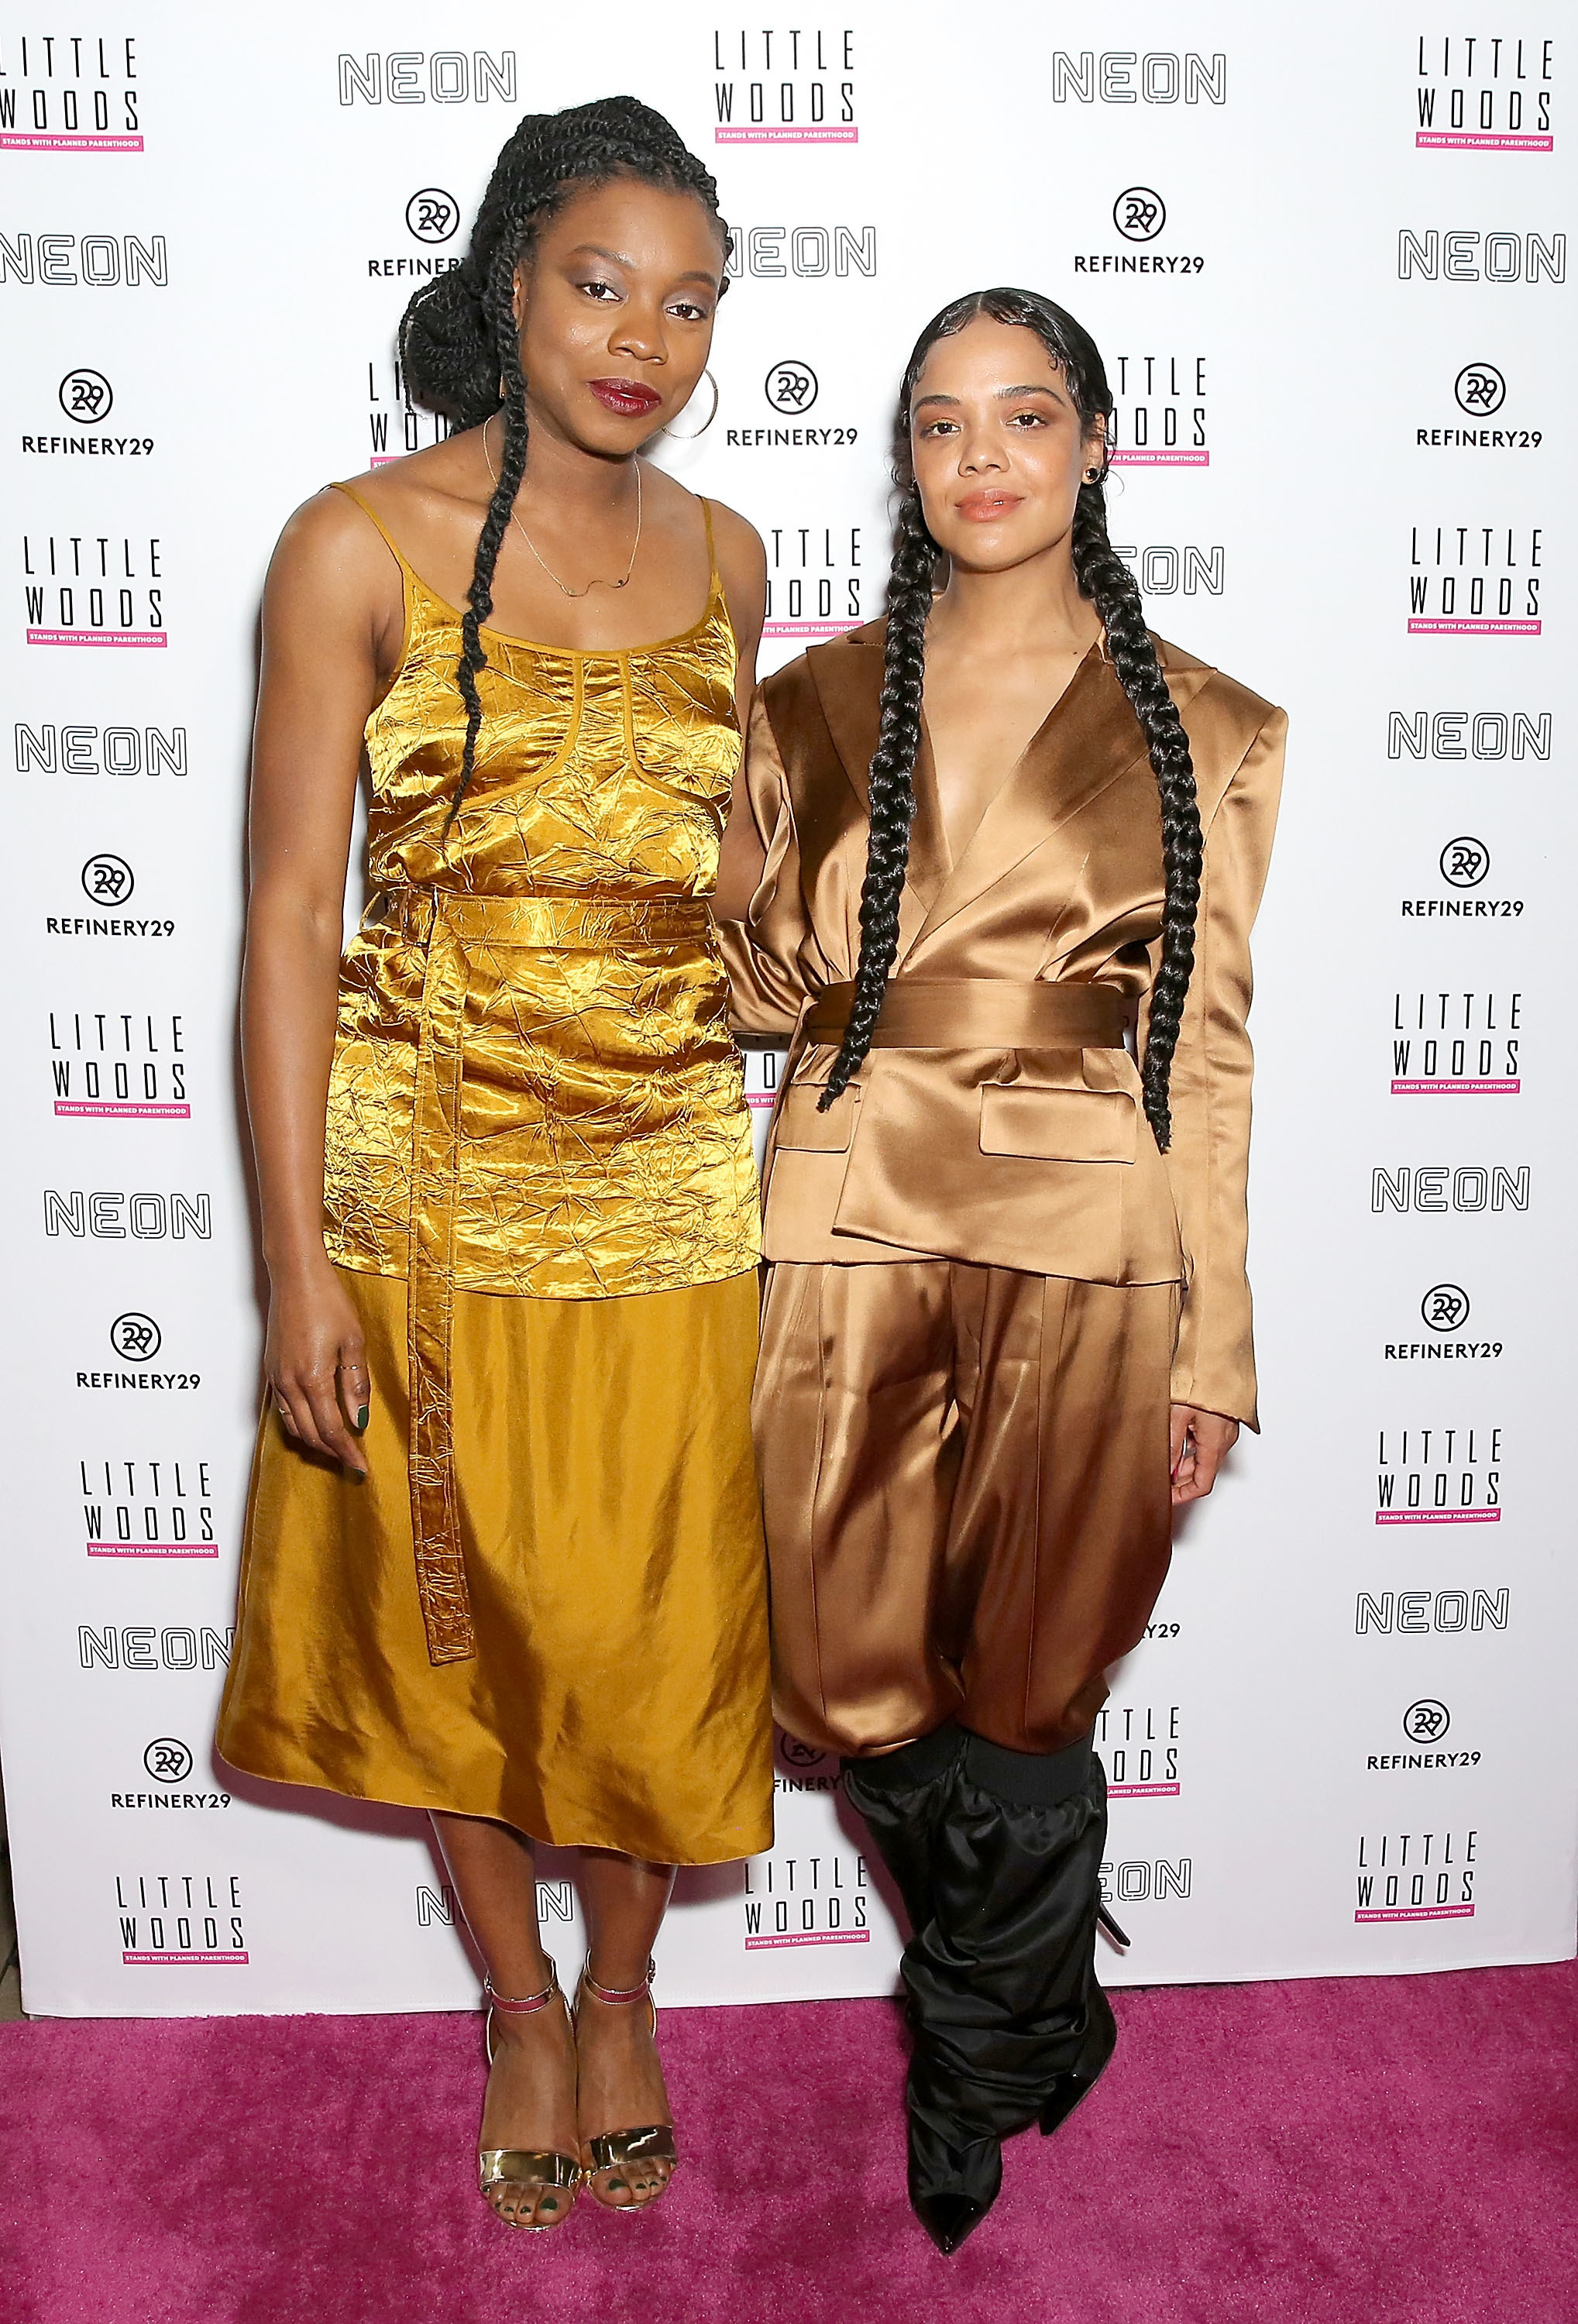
top-left (330, 479), bottom-right (416, 576)
top-left (699, 495), bottom-right (720, 590)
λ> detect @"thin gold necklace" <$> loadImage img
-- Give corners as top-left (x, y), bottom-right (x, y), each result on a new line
top-left (482, 418), bottom-right (642, 598)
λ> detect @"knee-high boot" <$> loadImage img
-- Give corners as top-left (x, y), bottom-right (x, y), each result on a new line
top-left (898, 1731), bottom-right (1116, 2254)
top-left (841, 1721), bottom-right (968, 1936)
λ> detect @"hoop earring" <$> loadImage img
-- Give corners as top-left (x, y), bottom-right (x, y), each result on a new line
top-left (663, 369), bottom-right (719, 440)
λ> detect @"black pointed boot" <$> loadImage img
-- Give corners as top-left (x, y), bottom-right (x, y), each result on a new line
top-left (898, 1731), bottom-right (1116, 2254)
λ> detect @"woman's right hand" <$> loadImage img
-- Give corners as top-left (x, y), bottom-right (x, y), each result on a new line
top-left (265, 1258), bottom-right (371, 1474)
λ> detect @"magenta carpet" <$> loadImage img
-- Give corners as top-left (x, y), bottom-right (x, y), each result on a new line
top-left (2, 1961), bottom-right (1575, 2324)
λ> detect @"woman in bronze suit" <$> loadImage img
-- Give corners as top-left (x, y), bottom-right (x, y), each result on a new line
top-left (717, 290), bottom-right (1284, 2250)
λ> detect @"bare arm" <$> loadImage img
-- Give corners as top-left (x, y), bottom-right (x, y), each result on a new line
top-left (242, 488), bottom-right (403, 1471)
top-left (709, 500), bottom-right (769, 920)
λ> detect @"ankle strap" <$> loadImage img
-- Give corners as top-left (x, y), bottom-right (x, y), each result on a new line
top-left (580, 1954), bottom-right (655, 2007)
top-left (483, 1959), bottom-right (559, 2015)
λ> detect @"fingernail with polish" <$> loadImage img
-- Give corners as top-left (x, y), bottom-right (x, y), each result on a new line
top-left (356, 1405), bottom-right (370, 1432)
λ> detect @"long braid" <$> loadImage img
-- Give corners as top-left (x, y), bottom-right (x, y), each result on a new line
top-left (447, 239), bottom-right (531, 837)
top-left (820, 486), bottom-right (935, 1106)
top-left (1070, 486), bottom-right (1201, 1148)
top-left (822, 285), bottom-right (1202, 1150)
top-left (396, 96), bottom-right (731, 839)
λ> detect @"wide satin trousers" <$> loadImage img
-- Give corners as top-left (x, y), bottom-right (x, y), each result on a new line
top-left (755, 1260), bottom-right (1180, 1758)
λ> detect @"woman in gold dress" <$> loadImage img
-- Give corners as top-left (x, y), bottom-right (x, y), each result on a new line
top-left (216, 99), bottom-right (772, 2230)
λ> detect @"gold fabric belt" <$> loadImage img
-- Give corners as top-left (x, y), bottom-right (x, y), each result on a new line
top-left (378, 886), bottom-right (713, 948)
top-left (803, 978), bottom-right (1128, 1050)
top-left (374, 884), bottom-right (716, 1666)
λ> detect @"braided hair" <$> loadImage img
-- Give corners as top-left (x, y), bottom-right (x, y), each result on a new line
top-left (820, 288), bottom-right (1203, 1151)
top-left (398, 96), bottom-right (731, 836)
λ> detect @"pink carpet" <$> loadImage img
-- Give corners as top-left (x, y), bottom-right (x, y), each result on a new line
top-left (2, 1962), bottom-right (1575, 2324)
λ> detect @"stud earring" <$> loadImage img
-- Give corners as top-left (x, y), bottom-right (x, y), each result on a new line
top-left (1084, 465), bottom-right (1104, 483)
top-left (662, 369), bottom-right (720, 440)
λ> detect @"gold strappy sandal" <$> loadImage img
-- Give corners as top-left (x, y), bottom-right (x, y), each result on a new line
top-left (573, 1954), bottom-right (679, 2213)
top-left (478, 1959), bottom-right (583, 2231)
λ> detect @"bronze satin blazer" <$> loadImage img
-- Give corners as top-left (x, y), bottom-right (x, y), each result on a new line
top-left (717, 622), bottom-right (1286, 1428)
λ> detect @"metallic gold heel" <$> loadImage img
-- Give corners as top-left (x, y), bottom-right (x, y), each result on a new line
top-left (574, 1954), bottom-right (678, 2212)
top-left (477, 1958), bottom-right (583, 2231)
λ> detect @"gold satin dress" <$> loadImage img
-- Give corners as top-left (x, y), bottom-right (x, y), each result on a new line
top-left (217, 486), bottom-right (773, 1865)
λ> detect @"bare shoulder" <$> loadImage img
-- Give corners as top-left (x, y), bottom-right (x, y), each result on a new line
top-left (705, 497), bottom-right (767, 576)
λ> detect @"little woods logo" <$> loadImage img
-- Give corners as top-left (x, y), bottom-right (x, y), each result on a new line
top-left (1107, 354), bottom-right (1208, 468)
top-left (115, 1872), bottom-right (246, 1965)
top-left (763, 521), bottom-right (864, 639)
top-left (1094, 1702), bottom-right (1180, 1798)
top-left (1407, 524), bottom-right (1541, 634)
top-left (712, 28), bottom-right (857, 143)
top-left (1375, 1424), bottom-right (1501, 1523)
top-left (49, 1008), bottom-right (187, 1117)
top-left (1415, 35), bottom-right (1553, 151)
top-left (22, 532), bottom-right (165, 648)
top-left (0, 33), bottom-right (141, 151)
top-left (1387, 707), bottom-right (1550, 765)
top-left (79, 1452), bottom-right (218, 1558)
top-left (1391, 989), bottom-right (1521, 1094)
top-left (1355, 1830), bottom-right (1476, 1922)
top-left (743, 1849), bottom-right (870, 1947)
top-left (366, 356), bottom-right (451, 465)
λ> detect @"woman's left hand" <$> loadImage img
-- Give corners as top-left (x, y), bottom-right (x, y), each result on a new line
top-left (1169, 1405), bottom-right (1239, 1505)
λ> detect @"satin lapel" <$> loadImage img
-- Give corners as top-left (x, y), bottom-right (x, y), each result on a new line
top-left (806, 625), bottom-right (951, 959)
top-left (908, 649), bottom-right (1214, 951)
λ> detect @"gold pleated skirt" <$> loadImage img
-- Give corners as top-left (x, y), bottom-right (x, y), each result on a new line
top-left (216, 1267), bottom-right (773, 1865)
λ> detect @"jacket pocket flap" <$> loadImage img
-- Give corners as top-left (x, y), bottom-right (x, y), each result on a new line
top-left (979, 1085), bottom-right (1136, 1164)
top-left (775, 1083), bottom-right (860, 1153)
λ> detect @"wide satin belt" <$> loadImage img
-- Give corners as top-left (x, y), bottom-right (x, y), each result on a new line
top-left (802, 978), bottom-right (1129, 1051)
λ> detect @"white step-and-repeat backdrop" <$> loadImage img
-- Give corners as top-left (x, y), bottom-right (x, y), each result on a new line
top-left (2, 2), bottom-right (1574, 2016)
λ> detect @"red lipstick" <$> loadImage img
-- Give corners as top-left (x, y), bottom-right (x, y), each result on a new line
top-left (589, 377), bottom-right (662, 417)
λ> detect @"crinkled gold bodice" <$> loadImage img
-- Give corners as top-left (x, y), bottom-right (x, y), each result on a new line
top-left (318, 485), bottom-right (759, 1664)
top-left (322, 489), bottom-right (758, 1305)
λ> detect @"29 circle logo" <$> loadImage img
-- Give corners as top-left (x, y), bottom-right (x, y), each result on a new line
top-left (1113, 187), bottom-right (1165, 242)
top-left (81, 853), bottom-right (133, 906)
top-left (1421, 1284), bottom-right (1470, 1332)
top-left (59, 367), bottom-right (113, 424)
top-left (1454, 363), bottom-right (1506, 417)
top-left (779, 1735), bottom-right (829, 1769)
top-left (144, 1738), bottom-right (193, 1784)
top-left (1440, 837), bottom-right (1490, 889)
top-left (405, 188), bottom-right (459, 244)
top-left (110, 1313), bottom-right (162, 1361)
top-left (1402, 1700), bottom-right (1450, 1745)
top-left (765, 359), bottom-right (818, 415)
